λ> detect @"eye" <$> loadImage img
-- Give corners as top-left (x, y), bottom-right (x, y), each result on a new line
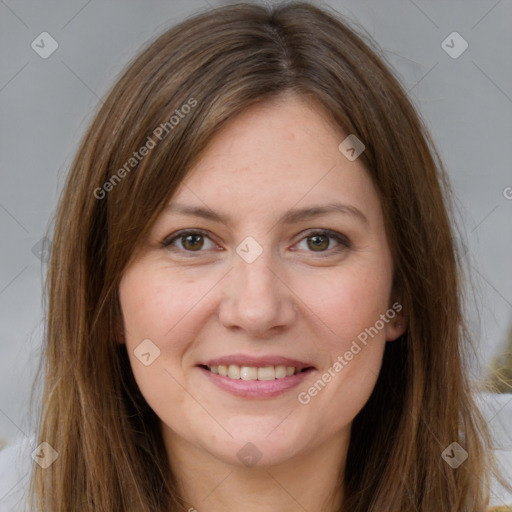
top-left (161, 229), bottom-right (218, 254)
top-left (161, 228), bottom-right (351, 256)
top-left (294, 229), bottom-right (351, 255)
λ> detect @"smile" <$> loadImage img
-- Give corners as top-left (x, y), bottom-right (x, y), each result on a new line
top-left (197, 363), bottom-right (316, 399)
top-left (205, 364), bottom-right (308, 380)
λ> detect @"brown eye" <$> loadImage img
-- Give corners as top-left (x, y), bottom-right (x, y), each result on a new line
top-left (161, 229), bottom-right (216, 254)
top-left (307, 234), bottom-right (330, 251)
top-left (295, 229), bottom-right (351, 255)
top-left (182, 233), bottom-right (204, 251)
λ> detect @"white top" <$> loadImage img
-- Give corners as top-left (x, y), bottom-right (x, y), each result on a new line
top-left (0, 433), bottom-right (35, 512)
top-left (1, 393), bottom-right (511, 511)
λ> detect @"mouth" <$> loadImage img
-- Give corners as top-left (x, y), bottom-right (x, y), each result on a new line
top-left (196, 356), bottom-right (316, 399)
top-left (198, 363), bottom-right (314, 381)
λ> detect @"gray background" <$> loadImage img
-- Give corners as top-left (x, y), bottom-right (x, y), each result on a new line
top-left (1, 0), bottom-right (511, 443)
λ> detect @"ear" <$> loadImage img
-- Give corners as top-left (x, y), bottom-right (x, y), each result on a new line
top-left (115, 320), bottom-right (125, 344)
top-left (385, 299), bottom-right (407, 342)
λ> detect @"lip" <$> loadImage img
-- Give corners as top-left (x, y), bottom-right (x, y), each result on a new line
top-left (198, 365), bottom-right (315, 399)
top-left (199, 355), bottom-right (314, 371)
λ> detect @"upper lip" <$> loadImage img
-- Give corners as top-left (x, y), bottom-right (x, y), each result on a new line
top-left (199, 355), bottom-right (315, 371)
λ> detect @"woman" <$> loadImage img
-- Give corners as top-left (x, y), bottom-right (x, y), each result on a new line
top-left (25, 1), bottom-right (509, 511)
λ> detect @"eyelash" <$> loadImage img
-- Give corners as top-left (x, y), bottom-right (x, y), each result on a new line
top-left (160, 228), bottom-right (351, 257)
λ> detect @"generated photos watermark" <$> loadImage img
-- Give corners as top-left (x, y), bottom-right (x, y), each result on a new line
top-left (297, 301), bottom-right (402, 405)
top-left (94, 97), bottom-right (197, 200)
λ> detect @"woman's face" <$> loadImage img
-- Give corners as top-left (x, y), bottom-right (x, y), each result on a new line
top-left (118, 93), bottom-right (405, 469)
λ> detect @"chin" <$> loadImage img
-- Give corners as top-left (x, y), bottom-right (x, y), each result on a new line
top-left (214, 440), bottom-right (301, 469)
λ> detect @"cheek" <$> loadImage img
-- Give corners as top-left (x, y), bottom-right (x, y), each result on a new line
top-left (293, 258), bottom-right (391, 419)
top-left (307, 259), bottom-right (392, 349)
top-left (118, 269), bottom-right (207, 437)
top-left (118, 266), bottom-right (203, 400)
top-left (318, 276), bottom-right (388, 396)
top-left (119, 263), bottom-right (211, 344)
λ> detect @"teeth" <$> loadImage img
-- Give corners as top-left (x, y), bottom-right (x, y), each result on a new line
top-left (240, 367), bottom-right (258, 380)
top-left (275, 365), bottom-right (287, 379)
top-left (257, 366), bottom-right (275, 380)
top-left (207, 364), bottom-right (302, 381)
top-left (227, 365), bottom-right (240, 379)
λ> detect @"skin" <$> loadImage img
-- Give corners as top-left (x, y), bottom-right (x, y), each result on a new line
top-left (118, 92), bottom-right (406, 512)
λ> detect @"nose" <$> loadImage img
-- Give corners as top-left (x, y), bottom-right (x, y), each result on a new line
top-left (218, 248), bottom-right (298, 338)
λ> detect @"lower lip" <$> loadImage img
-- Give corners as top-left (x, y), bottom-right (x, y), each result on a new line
top-left (198, 366), bottom-right (315, 399)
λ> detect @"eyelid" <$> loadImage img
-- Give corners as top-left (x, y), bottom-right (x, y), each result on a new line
top-left (161, 228), bottom-right (219, 252)
top-left (161, 228), bottom-right (351, 255)
top-left (294, 228), bottom-right (351, 252)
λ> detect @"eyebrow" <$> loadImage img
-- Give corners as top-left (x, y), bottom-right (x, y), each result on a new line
top-left (164, 202), bottom-right (369, 226)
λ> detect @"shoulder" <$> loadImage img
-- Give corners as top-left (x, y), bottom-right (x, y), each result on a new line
top-left (478, 393), bottom-right (512, 511)
top-left (0, 435), bottom-right (36, 512)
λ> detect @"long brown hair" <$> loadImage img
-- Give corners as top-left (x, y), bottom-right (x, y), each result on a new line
top-left (29, 2), bottom-right (497, 510)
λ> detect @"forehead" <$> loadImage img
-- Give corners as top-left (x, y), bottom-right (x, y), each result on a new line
top-left (168, 94), bottom-right (381, 224)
